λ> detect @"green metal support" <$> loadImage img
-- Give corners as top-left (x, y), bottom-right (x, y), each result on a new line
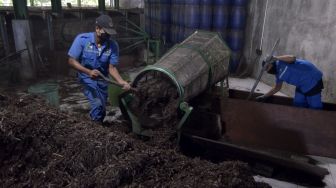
top-left (12, 0), bottom-right (28, 19)
top-left (51, 0), bottom-right (62, 15)
top-left (98, 0), bottom-right (105, 12)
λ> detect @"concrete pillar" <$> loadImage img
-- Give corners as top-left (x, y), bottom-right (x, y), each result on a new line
top-left (13, 0), bottom-right (28, 19)
top-left (51, 0), bottom-right (62, 16)
top-left (98, 0), bottom-right (106, 12)
top-left (114, 0), bottom-right (119, 9)
top-left (46, 13), bottom-right (54, 50)
top-left (0, 15), bottom-right (10, 56)
top-left (12, 20), bottom-right (35, 80)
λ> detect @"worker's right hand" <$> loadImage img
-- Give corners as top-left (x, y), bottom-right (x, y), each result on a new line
top-left (121, 82), bottom-right (131, 91)
top-left (88, 69), bottom-right (100, 79)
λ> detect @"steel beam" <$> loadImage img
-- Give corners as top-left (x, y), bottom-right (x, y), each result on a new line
top-left (12, 0), bottom-right (28, 19)
top-left (98, 0), bottom-right (105, 12)
top-left (0, 15), bottom-right (10, 55)
top-left (51, 0), bottom-right (62, 15)
top-left (46, 13), bottom-right (54, 50)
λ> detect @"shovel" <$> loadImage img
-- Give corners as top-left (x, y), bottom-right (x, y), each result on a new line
top-left (97, 71), bottom-right (138, 93)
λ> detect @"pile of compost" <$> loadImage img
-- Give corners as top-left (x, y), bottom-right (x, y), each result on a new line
top-left (0, 93), bottom-right (269, 187)
top-left (129, 72), bottom-right (180, 129)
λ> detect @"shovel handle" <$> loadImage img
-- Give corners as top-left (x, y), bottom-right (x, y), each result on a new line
top-left (97, 72), bottom-right (138, 92)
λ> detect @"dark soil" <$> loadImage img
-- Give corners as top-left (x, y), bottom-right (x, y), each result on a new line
top-left (0, 93), bottom-right (270, 187)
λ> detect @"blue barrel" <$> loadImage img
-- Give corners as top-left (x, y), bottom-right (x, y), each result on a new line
top-left (144, 0), bottom-right (150, 35)
top-left (213, 5), bottom-right (229, 29)
top-left (212, 0), bottom-right (230, 37)
top-left (160, 0), bottom-right (171, 23)
top-left (178, 26), bottom-right (185, 42)
top-left (230, 6), bottom-right (247, 29)
top-left (231, 0), bottom-right (248, 6)
top-left (226, 29), bottom-right (244, 51)
top-left (184, 0), bottom-right (200, 28)
top-left (199, 0), bottom-right (212, 30)
top-left (160, 0), bottom-right (171, 42)
top-left (148, 0), bottom-right (154, 37)
top-left (230, 51), bottom-right (242, 73)
top-left (153, 20), bottom-right (162, 39)
top-left (154, 0), bottom-right (160, 21)
top-left (184, 27), bottom-right (197, 39)
top-left (176, 0), bottom-right (185, 26)
top-left (171, 0), bottom-right (176, 25)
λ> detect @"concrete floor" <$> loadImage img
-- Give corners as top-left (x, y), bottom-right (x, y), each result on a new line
top-left (254, 156), bottom-right (336, 188)
top-left (228, 77), bottom-right (288, 97)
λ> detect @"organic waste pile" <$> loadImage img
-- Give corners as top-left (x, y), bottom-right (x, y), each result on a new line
top-left (129, 74), bottom-right (180, 129)
top-left (0, 93), bottom-right (270, 187)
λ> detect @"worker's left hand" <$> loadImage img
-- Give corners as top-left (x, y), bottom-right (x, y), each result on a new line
top-left (121, 81), bottom-right (131, 90)
top-left (265, 55), bottom-right (277, 63)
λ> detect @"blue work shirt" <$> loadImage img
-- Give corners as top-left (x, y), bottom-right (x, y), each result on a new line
top-left (68, 32), bottom-right (119, 79)
top-left (275, 59), bottom-right (323, 93)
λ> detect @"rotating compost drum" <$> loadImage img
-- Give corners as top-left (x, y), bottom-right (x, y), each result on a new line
top-left (119, 31), bottom-right (231, 137)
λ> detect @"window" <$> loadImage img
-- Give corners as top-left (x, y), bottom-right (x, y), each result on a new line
top-left (0, 0), bottom-right (13, 6)
top-left (105, 0), bottom-right (113, 7)
top-left (81, 0), bottom-right (98, 7)
top-left (61, 0), bottom-right (78, 7)
top-left (33, 0), bottom-right (51, 6)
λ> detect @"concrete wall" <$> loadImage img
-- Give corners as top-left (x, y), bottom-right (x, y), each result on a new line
top-left (244, 0), bottom-right (336, 103)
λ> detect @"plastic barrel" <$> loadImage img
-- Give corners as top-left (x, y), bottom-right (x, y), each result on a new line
top-left (230, 51), bottom-right (242, 73)
top-left (226, 29), bottom-right (244, 51)
top-left (178, 25), bottom-right (185, 42)
top-left (212, 0), bottom-right (230, 38)
top-left (176, 0), bottom-right (185, 26)
top-left (229, 6), bottom-right (247, 29)
top-left (200, 0), bottom-right (212, 30)
top-left (171, 0), bottom-right (177, 25)
top-left (145, 0), bottom-right (151, 36)
top-left (28, 81), bottom-right (60, 107)
top-left (170, 24), bottom-right (177, 43)
top-left (160, 0), bottom-right (171, 42)
top-left (231, 0), bottom-right (248, 6)
top-left (184, 0), bottom-right (200, 28)
top-left (148, 0), bottom-right (154, 37)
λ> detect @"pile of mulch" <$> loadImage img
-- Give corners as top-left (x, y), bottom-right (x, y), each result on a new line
top-left (0, 93), bottom-right (270, 187)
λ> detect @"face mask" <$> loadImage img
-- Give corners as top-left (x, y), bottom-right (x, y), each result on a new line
top-left (99, 32), bottom-right (110, 41)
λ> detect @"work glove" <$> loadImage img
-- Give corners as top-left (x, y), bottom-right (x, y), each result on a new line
top-left (255, 95), bottom-right (269, 102)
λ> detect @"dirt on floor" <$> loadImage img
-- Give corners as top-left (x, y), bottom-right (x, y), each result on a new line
top-left (0, 93), bottom-right (270, 188)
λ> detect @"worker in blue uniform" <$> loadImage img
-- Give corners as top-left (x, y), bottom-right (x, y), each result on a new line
top-left (256, 55), bottom-right (324, 109)
top-left (68, 15), bottom-right (131, 122)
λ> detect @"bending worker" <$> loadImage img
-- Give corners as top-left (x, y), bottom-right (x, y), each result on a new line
top-left (256, 55), bottom-right (324, 109)
top-left (68, 14), bottom-right (131, 123)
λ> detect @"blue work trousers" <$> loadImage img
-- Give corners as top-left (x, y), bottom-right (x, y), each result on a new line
top-left (293, 91), bottom-right (323, 109)
top-left (81, 78), bottom-right (108, 122)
